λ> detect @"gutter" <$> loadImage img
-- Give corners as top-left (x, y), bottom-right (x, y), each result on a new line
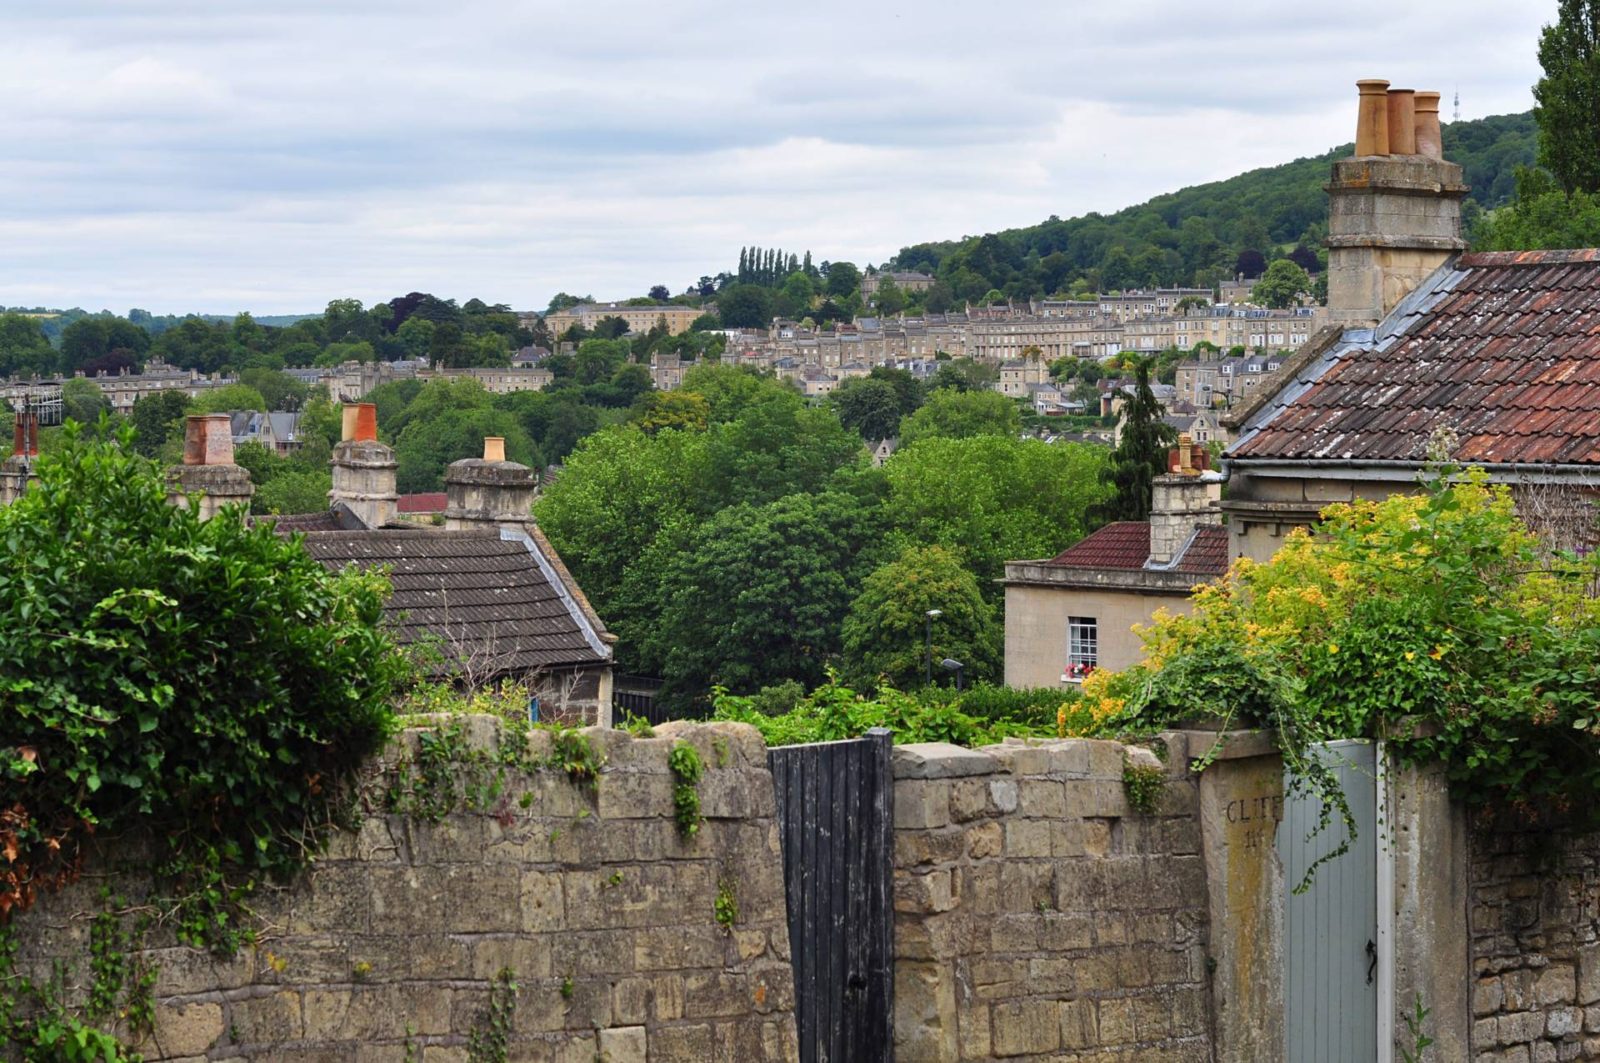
top-left (1227, 458), bottom-right (1600, 486)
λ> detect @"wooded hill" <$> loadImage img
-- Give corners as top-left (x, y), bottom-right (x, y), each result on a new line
top-left (884, 111), bottom-right (1536, 303)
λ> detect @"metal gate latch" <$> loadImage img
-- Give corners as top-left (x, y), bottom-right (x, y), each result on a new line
top-left (1366, 940), bottom-right (1377, 985)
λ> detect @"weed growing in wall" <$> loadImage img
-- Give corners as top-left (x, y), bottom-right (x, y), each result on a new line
top-left (466, 967), bottom-right (518, 1063)
top-left (1120, 754), bottom-right (1167, 814)
top-left (714, 877), bottom-right (739, 931)
top-left (668, 742), bottom-right (704, 837)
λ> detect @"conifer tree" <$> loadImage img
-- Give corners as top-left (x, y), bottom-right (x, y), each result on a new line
top-left (1535, 0), bottom-right (1600, 193)
top-left (1095, 357), bottom-right (1176, 522)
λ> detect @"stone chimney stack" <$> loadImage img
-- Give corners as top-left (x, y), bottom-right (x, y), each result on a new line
top-left (329, 402), bottom-right (397, 529)
top-left (444, 437), bottom-right (538, 532)
top-left (167, 413), bottom-right (254, 519)
top-left (1148, 434), bottom-right (1222, 567)
top-left (1327, 78), bottom-right (1468, 327)
top-left (0, 412), bottom-right (39, 505)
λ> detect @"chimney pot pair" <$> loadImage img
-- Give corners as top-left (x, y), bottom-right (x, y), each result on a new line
top-left (1354, 80), bottom-right (1443, 159)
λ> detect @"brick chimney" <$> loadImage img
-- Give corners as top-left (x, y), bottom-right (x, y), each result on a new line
top-left (329, 402), bottom-right (397, 529)
top-left (0, 412), bottom-right (39, 505)
top-left (167, 413), bottom-right (254, 519)
top-left (1327, 79), bottom-right (1468, 326)
top-left (444, 437), bottom-right (538, 531)
top-left (1148, 435), bottom-right (1222, 567)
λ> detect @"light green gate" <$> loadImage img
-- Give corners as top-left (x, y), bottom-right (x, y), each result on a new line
top-left (1278, 740), bottom-right (1390, 1063)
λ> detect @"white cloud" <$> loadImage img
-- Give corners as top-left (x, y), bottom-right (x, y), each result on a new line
top-left (0, 0), bottom-right (1551, 314)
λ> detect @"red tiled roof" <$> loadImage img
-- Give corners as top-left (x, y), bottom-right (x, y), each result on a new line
top-left (1172, 525), bottom-right (1230, 576)
top-left (1048, 522), bottom-right (1151, 569)
top-left (1232, 250), bottom-right (1600, 465)
top-left (398, 492), bottom-right (448, 513)
top-left (1046, 521), bottom-right (1229, 577)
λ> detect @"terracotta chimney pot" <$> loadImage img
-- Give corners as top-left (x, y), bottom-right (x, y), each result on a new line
top-left (1355, 79), bottom-right (1391, 156)
top-left (1414, 91), bottom-right (1443, 158)
top-left (342, 402), bottom-right (378, 443)
top-left (182, 413), bottom-right (235, 467)
top-left (483, 436), bottom-right (506, 463)
top-left (1387, 89), bottom-right (1417, 155)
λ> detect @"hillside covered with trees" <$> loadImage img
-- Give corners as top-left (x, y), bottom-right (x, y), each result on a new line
top-left (878, 112), bottom-right (1536, 306)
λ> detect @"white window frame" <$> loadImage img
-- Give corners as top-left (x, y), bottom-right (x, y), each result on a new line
top-left (1063, 616), bottom-right (1099, 682)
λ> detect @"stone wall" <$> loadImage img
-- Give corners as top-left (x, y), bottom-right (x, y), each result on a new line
top-left (1468, 821), bottom-right (1600, 1061)
top-left (890, 736), bottom-right (1211, 1062)
top-left (10, 719), bottom-right (797, 1062)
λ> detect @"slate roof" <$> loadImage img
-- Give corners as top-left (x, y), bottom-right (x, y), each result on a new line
top-left (1046, 522), bottom-right (1229, 577)
top-left (299, 528), bottom-right (609, 677)
top-left (1231, 250), bottom-right (1600, 465)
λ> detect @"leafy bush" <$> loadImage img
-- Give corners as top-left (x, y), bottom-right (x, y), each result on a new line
top-left (1091, 469), bottom-right (1600, 833)
top-left (0, 426), bottom-right (406, 944)
top-left (710, 673), bottom-right (1068, 748)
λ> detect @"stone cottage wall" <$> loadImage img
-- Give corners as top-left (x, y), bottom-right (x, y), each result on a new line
top-left (1468, 821), bottom-right (1600, 1061)
top-left (890, 736), bottom-right (1211, 1062)
top-left (9, 719), bottom-right (797, 1063)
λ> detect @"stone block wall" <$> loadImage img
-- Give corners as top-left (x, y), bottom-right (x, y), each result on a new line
top-left (890, 736), bottom-right (1211, 1062)
top-left (10, 719), bottom-right (798, 1062)
top-left (1468, 821), bottom-right (1600, 1061)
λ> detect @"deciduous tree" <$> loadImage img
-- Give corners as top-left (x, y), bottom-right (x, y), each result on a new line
top-left (842, 545), bottom-right (1001, 689)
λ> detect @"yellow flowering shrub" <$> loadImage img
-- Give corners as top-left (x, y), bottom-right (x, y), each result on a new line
top-left (1104, 469), bottom-right (1600, 829)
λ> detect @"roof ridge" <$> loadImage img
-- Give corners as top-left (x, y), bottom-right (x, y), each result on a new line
top-left (1458, 249), bottom-right (1600, 268)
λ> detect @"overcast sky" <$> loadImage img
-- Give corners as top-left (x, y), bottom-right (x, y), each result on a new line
top-left (0, 1), bottom-right (1548, 316)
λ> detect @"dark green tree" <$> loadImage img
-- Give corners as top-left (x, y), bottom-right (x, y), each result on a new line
top-left (0, 313), bottom-right (57, 377)
top-left (128, 390), bottom-right (192, 457)
top-left (832, 378), bottom-right (904, 441)
top-left (641, 490), bottom-right (880, 699)
top-left (825, 261), bottom-right (862, 299)
top-left (1535, 0), bottom-right (1600, 193)
top-left (1096, 358), bottom-right (1177, 522)
top-left (716, 284), bottom-right (774, 328)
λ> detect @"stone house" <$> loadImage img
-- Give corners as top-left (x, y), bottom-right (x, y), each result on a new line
top-left (995, 356), bottom-right (1048, 398)
top-left (859, 269), bottom-right (935, 297)
top-left (1003, 437), bottom-right (1226, 685)
top-left (649, 352), bottom-right (686, 391)
top-left (254, 404), bottom-right (616, 722)
top-left (1220, 83), bottom-right (1600, 563)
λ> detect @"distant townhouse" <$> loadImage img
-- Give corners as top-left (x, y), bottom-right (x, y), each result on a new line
top-left (544, 302), bottom-right (700, 338)
top-left (650, 353), bottom-right (686, 391)
top-left (860, 270), bottom-right (935, 297)
top-left (418, 366), bottom-right (554, 395)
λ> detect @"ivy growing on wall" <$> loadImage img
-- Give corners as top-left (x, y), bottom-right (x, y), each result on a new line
top-left (1083, 468), bottom-right (1600, 885)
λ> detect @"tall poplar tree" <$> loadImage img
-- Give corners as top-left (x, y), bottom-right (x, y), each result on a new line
top-left (1096, 357), bottom-right (1176, 523)
top-left (1535, 0), bottom-right (1600, 193)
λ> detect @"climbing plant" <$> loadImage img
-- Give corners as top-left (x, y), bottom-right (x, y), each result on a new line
top-left (0, 424), bottom-right (407, 947)
top-left (1085, 469), bottom-right (1600, 884)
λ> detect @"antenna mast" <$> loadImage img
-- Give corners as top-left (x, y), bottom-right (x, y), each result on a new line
top-left (1453, 86), bottom-right (1461, 122)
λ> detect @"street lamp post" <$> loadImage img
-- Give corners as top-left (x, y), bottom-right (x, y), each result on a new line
top-left (924, 609), bottom-right (942, 686)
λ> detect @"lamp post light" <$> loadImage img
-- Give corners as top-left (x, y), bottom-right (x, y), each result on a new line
top-left (924, 609), bottom-right (943, 686)
top-left (940, 658), bottom-right (966, 692)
